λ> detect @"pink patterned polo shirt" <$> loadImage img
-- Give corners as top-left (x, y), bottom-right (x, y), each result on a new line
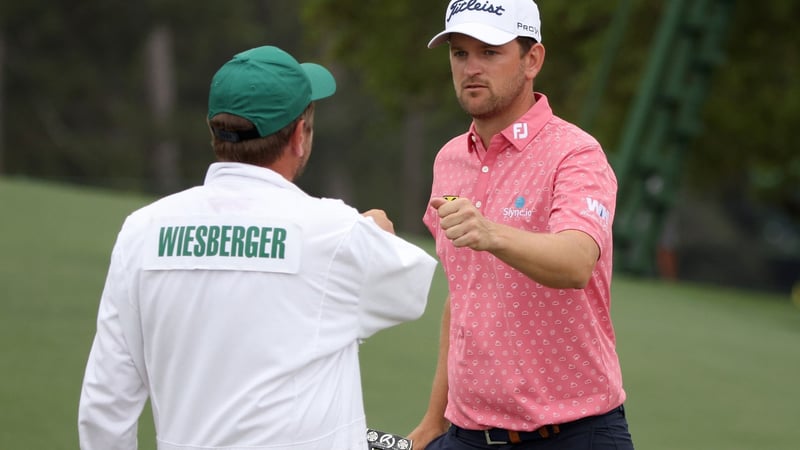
top-left (423, 93), bottom-right (625, 431)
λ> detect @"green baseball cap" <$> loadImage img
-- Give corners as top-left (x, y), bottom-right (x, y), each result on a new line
top-left (207, 46), bottom-right (336, 139)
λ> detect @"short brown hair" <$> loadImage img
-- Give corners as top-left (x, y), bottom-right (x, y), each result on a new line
top-left (516, 36), bottom-right (537, 56)
top-left (209, 103), bottom-right (315, 166)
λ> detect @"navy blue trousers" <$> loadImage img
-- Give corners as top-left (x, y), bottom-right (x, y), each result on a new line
top-left (425, 405), bottom-right (634, 450)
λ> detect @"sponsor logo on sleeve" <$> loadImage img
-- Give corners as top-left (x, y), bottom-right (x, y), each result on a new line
top-left (585, 197), bottom-right (610, 224)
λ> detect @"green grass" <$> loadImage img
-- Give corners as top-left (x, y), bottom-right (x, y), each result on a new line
top-left (2, 176), bottom-right (799, 449)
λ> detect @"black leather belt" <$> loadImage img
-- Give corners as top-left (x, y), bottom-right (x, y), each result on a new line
top-left (482, 425), bottom-right (560, 444)
top-left (452, 405), bottom-right (623, 445)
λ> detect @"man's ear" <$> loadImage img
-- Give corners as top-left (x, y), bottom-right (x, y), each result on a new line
top-left (289, 119), bottom-right (307, 157)
top-left (206, 119), bottom-right (215, 139)
top-left (526, 42), bottom-right (546, 80)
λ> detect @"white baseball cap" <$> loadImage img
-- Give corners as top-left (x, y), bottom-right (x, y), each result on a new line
top-left (428, 0), bottom-right (542, 48)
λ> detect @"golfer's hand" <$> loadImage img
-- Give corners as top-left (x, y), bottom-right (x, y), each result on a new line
top-left (407, 421), bottom-right (448, 450)
top-left (362, 209), bottom-right (395, 235)
top-left (430, 197), bottom-right (494, 251)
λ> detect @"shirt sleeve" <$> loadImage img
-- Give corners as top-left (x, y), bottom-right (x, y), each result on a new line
top-left (78, 242), bottom-right (148, 450)
top-left (549, 143), bottom-right (617, 254)
top-left (352, 219), bottom-right (438, 339)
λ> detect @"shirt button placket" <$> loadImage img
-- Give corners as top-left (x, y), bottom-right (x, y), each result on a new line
top-left (476, 166), bottom-right (490, 209)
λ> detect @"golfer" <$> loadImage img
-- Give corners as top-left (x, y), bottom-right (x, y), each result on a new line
top-left (408, 1), bottom-right (635, 449)
top-left (78, 45), bottom-right (437, 450)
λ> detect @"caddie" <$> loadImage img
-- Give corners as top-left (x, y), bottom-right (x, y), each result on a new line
top-left (78, 45), bottom-right (437, 450)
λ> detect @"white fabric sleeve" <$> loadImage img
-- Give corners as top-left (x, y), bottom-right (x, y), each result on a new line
top-left (78, 243), bottom-right (148, 450)
top-left (353, 219), bottom-right (437, 339)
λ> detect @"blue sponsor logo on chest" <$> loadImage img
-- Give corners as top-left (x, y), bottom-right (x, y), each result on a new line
top-left (503, 196), bottom-right (533, 219)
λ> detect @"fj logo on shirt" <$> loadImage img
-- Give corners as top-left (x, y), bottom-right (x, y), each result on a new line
top-left (158, 225), bottom-right (287, 259)
top-left (513, 123), bottom-right (528, 140)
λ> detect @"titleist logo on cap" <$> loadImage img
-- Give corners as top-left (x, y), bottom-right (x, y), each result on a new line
top-left (447, 0), bottom-right (506, 22)
top-left (428, 0), bottom-right (542, 47)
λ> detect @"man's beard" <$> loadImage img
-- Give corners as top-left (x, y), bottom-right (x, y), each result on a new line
top-left (457, 64), bottom-right (528, 119)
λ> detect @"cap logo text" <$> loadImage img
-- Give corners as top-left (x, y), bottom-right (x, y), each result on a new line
top-left (518, 22), bottom-right (539, 35)
top-left (447, 0), bottom-right (506, 22)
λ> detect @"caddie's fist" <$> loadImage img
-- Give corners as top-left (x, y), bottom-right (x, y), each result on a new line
top-left (362, 209), bottom-right (395, 235)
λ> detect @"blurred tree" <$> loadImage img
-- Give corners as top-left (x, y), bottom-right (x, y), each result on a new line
top-left (302, 0), bottom-right (800, 228)
top-left (688, 1), bottom-right (800, 218)
top-left (302, 0), bottom-right (458, 231)
top-left (301, 1), bottom-right (648, 231)
top-left (0, 30), bottom-right (5, 174)
top-left (145, 25), bottom-right (179, 193)
top-left (1, 1), bottom-right (146, 186)
top-left (0, 0), bottom-right (263, 191)
top-left (0, 0), bottom-right (797, 236)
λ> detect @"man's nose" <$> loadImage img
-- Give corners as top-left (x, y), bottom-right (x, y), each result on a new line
top-left (463, 55), bottom-right (483, 76)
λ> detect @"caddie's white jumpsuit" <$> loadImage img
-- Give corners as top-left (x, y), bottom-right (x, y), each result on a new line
top-left (78, 162), bottom-right (437, 450)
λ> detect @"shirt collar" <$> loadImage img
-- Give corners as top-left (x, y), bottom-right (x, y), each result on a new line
top-left (467, 92), bottom-right (554, 153)
top-left (204, 162), bottom-right (306, 196)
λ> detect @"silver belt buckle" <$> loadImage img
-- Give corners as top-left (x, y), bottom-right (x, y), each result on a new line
top-left (484, 429), bottom-right (508, 445)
